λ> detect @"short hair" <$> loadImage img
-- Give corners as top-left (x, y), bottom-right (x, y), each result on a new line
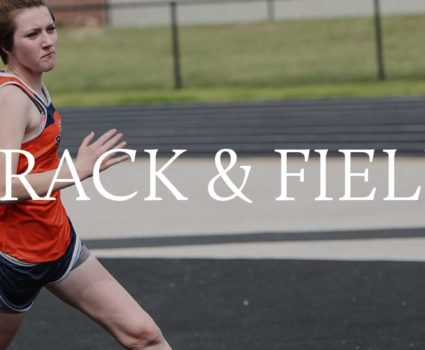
top-left (0, 0), bottom-right (55, 64)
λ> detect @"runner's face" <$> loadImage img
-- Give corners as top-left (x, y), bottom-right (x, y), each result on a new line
top-left (9, 6), bottom-right (57, 73)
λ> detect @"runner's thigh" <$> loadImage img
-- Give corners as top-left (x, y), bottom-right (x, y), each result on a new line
top-left (45, 255), bottom-right (159, 341)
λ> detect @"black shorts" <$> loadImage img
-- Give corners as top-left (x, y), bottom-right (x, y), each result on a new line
top-left (0, 222), bottom-right (91, 313)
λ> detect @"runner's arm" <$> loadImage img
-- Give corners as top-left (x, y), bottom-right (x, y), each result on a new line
top-left (0, 87), bottom-right (128, 203)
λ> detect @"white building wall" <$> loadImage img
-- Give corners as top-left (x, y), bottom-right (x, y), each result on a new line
top-left (108, 0), bottom-right (425, 27)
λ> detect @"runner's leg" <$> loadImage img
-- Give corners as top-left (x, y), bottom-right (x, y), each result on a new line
top-left (45, 255), bottom-right (171, 350)
top-left (0, 312), bottom-right (25, 350)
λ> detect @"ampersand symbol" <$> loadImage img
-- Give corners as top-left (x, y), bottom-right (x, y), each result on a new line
top-left (208, 149), bottom-right (252, 203)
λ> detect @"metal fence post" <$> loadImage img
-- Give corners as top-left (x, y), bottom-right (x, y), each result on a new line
top-left (267, 0), bottom-right (275, 21)
top-left (170, 1), bottom-right (182, 89)
top-left (104, 0), bottom-right (111, 27)
top-left (373, 0), bottom-right (386, 80)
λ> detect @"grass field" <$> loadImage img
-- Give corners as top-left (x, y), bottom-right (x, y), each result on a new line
top-left (44, 15), bottom-right (425, 106)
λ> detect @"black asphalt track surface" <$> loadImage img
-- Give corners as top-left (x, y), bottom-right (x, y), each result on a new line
top-left (59, 97), bottom-right (425, 156)
top-left (9, 257), bottom-right (425, 350)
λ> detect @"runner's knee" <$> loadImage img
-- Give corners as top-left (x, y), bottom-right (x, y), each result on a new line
top-left (116, 320), bottom-right (166, 349)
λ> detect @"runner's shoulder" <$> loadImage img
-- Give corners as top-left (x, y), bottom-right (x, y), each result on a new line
top-left (0, 84), bottom-right (34, 116)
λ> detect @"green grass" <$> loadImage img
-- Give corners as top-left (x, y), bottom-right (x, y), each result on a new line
top-left (44, 15), bottom-right (425, 107)
top-left (52, 80), bottom-right (425, 107)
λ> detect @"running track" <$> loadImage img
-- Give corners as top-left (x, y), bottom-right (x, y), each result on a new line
top-left (58, 97), bottom-right (425, 156)
top-left (10, 97), bottom-right (425, 349)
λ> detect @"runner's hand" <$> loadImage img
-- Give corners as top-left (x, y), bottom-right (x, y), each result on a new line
top-left (75, 129), bottom-right (129, 180)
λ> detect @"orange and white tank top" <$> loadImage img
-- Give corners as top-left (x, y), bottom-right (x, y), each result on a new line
top-left (0, 70), bottom-right (71, 263)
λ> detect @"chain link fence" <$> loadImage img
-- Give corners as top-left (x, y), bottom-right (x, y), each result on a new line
top-left (49, 0), bottom-right (425, 90)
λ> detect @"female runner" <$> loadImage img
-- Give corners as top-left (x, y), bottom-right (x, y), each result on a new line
top-left (0, 1), bottom-right (172, 349)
